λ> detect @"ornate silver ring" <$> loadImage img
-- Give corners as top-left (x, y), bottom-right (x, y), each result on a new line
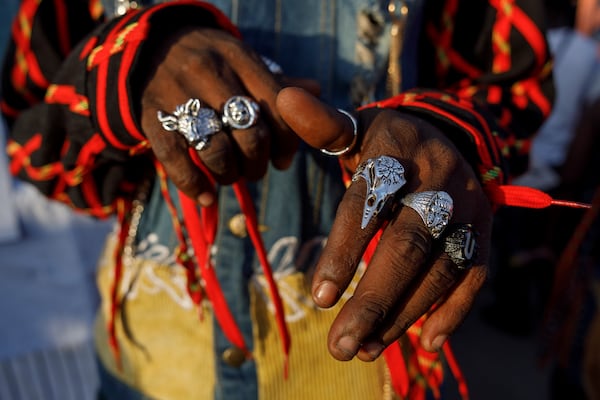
top-left (443, 223), bottom-right (478, 270)
top-left (222, 96), bottom-right (260, 130)
top-left (352, 155), bottom-right (407, 229)
top-left (320, 109), bottom-right (358, 156)
top-left (157, 98), bottom-right (221, 151)
top-left (400, 191), bottom-right (454, 239)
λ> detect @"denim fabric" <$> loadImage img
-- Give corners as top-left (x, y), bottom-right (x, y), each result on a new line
top-left (99, 1), bottom-right (426, 399)
top-left (97, 359), bottom-right (156, 400)
top-left (135, 147), bottom-right (346, 400)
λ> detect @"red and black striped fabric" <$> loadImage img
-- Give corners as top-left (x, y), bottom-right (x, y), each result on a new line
top-left (1, 0), bottom-right (238, 217)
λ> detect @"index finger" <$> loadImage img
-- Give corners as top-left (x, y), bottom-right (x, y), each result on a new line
top-left (311, 178), bottom-right (386, 307)
top-left (312, 153), bottom-right (409, 307)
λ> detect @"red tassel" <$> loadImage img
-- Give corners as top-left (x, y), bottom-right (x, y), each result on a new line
top-left (485, 184), bottom-right (591, 209)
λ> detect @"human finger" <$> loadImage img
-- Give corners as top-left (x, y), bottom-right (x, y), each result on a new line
top-left (418, 264), bottom-right (488, 352)
top-left (349, 184), bottom-right (489, 360)
top-left (418, 224), bottom-right (490, 352)
top-left (312, 111), bottom-right (489, 361)
top-left (192, 29), bottom-right (299, 169)
top-left (352, 248), bottom-right (469, 362)
top-left (141, 75), bottom-right (216, 205)
top-left (324, 204), bottom-right (434, 361)
top-left (165, 42), bottom-right (269, 183)
top-left (276, 86), bottom-right (359, 162)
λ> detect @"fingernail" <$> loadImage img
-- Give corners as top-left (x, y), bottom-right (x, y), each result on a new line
top-left (431, 335), bottom-right (447, 351)
top-left (314, 281), bottom-right (338, 306)
top-left (361, 341), bottom-right (385, 360)
top-left (337, 335), bottom-right (360, 359)
top-left (197, 192), bottom-right (215, 207)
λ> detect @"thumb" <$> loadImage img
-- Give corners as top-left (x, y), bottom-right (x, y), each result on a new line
top-left (276, 87), bottom-right (357, 156)
top-left (280, 77), bottom-right (322, 97)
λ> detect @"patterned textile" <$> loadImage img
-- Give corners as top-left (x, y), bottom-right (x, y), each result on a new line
top-left (1, 1), bottom-right (554, 399)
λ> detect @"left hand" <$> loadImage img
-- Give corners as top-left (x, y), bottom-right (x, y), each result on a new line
top-left (276, 87), bottom-right (491, 361)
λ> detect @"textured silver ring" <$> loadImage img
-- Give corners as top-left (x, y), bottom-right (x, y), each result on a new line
top-left (443, 223), bottom-right (478, 270)
top-left (157, 98), bottom-right (221, 151)
top-left (352, 155), bottom-right (407, 229)
top-left (222, 96), bottom-right (260, 130)
top-left (320, 109), bottom-right (358, 156)
top-left (400, 191), bottom-right (454, 239)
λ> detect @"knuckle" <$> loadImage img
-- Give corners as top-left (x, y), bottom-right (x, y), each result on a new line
top-left (200, 144), bottom-right (238, 183)
top-left (151, 137), bottom-right (184, 163)
top-left (176, 49), bottom-right (225, 82)
top-left (352, 291), bottom-right (390, 326)
top-left (170, 167), bottom-right (202, 194)
top-left (386, 222), bottom-right (431, 265)
top-left (336, 189), bottom-right (368, 225)
top-left (222, 39), bottom-right (252, 60)
top-left (470, 265), bottom-right (488, 287)
top-left (390, 318), bottom-right (412, 336)
top-left (370, 110), bottom-right (420, 147)
top-left (424, 140), bottom-right (461, 179)
top-left (236, 127), bottom-right (267, 160)
top-left (427, 265), bottom-right (459, 292)
top-left (200, 141), bottom-right (230, 170)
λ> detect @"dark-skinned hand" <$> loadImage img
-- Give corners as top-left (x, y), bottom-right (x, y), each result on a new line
top-left (140, 27), bottom-right (319, 206)
top-left (276, 87), bottom-right (491, 361)
top-left (138, 26), bottom-right (490, 362)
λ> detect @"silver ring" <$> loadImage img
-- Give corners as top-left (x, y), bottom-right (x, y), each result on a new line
top-left (320, 109), bottom-right (358, 156)
top-left (222, 96), bottom-right (260, 130)
top-left (261, 55), bottom-right (283, 75)
top-left (352, 155), bottom-right (406, 229)
top-left (157, 98), bottom-right (221, 151)
top-left (400, 191), bottom-right (454, 239)
top-left (443, 223), bottom-right (478, 270)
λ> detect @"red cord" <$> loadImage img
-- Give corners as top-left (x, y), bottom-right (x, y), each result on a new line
top-left (179, 192), bottom-right (251, 358)
top-left (185, 150), bottom-right (289, 375)
top-left (442, 341), bottom-right (470, 399)
top-left (232, 182), bottom-right (291, 377)
top-left (486, 184), bottom-right (591, 209)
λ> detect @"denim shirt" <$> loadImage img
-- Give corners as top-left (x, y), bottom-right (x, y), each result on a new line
top-left (100, 1), bottom-right (424, 399)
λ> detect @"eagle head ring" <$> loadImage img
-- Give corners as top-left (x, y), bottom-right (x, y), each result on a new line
top-left (157, 98), bottom-right (221, 151)
top-left (400, 191), bottom-right (454, 239)
top-left (222, 95), bottom-right (260, 129)
top-left (351, 155), bottom-right (407, 229)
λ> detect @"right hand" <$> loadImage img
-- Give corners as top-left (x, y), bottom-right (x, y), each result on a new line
top-left (140, 27), bottom-right (317, 206)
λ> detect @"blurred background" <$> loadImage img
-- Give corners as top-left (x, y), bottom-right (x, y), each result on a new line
top-left (0, 0), bottom-right (598, 399)
top-left (0, 2), bottom-right (113, 398)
